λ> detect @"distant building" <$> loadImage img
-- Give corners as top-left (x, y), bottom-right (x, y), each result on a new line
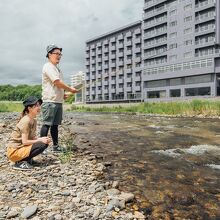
top-left (85, 21), bottom-right (142, 103)
top-left (85, 0), bottom-right (220, 103)
top-left (142, 0), bottom-right (220, 101)
top-left (71, 71), bottom-right (85, 103)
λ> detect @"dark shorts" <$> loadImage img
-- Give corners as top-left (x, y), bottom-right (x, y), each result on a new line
top-left (41, 102), bottom-right (63, 125)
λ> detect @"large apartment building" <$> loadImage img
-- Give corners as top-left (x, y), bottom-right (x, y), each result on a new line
top-left (142, 0), bottom-right (220, 101)
top-left (85, 21), bottom-right (142, 103)
top-left (85, 0), bottom-right (220, 103)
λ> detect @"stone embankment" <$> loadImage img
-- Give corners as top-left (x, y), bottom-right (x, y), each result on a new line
top-left (0, 113), bottom-right (145, 220)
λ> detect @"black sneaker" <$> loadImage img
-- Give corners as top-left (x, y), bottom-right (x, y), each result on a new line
top-left (52, 145), bottom-right (66, 153)
top-left (13, 161), bottom-right (33, 170)
top-left (28, 159), bottom-right (41, 166)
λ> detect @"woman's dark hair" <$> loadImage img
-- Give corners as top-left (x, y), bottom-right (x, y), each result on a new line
top-left (18, 104), bottom-right (35, 122)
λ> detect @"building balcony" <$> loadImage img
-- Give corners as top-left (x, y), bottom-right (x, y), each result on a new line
top-left (118, 60), bottom-right (124, 66)
top-left (118, 43), bottom-right (124, 49)
top-left (110, 54), bottom-right (116, 59)
top-left (126, 87), bottom-right (132, 92)
top-left (125, 41), bottom-right (132, 46)
top-left (97, 42), bottom-right (102, 47)
top-left (143, 0), bottom-right (166, 9)
top-left (195, 0), bottom-right (216, 12)
top-left (135, 48), bottom-right (141, 53)
top-left (126, 32), bottom-right (132, 37)
top-left (97, 50), bottom-right (102, 55)
top-left (144, 39), bottom-right (167, 49)
top-left (91, 75), bottom-right (96, 80)
top-left (125, 77), bottom-right (132, 83)
top-left (104, 89), bottom-right (109, 94)
top-left (86, 76), bottom-right (90, 81)
top-left (144, 18), bottom-right (167, 30)
top-left (103, 48), bottom-right (109, 53)
top-left (118, 34), bottom-right (123, 40)
top-left (195, 13), bottom-right (216, 24)
top-left (111, 80), bottom-right (116, 84)
top-left (134, 86), bottom-right (141, 91)
top-left (97, 66), bottom-right (102, 71)
top-left (111, 45), bottom-right (116, 51)
top-left (143, 6), bottom-right (167, 20)
top-left (104, 81), bottom-right (109, 86)
top-left (118, 52), bottom-right (124, 57)
top-left (117, 88), bottom-right (124, 93)
top-left (125, 50), bottom-right (132, 55)
top-left (195, 26), bottom-right (215, 36)
top-left (134, 76), bottom-right (141, 81)
top-left (104, 56), bottom-right (109, 61)
top-left (110, 37), bottom-right (116, 43)
top-left (118, 78), bottom-right (124, 83)
top-left (144, 29), bottom-right (167, 39)
top-left (134, 28), bottom-right (141, 35)
top-left (97, 90), bottom-right (102, 95)
top-left (97, 58), bottom-right (102, 62)
top-left (134, 38), bottom-right (141, 44)
top-left (91, 90), bottom-right (96, 95)
top-left (195, 40), bottom-right (215, 48)
top-left (110, 63), bottom-right (116, 68)
top-left (86, 53), bottom-right (90, 58)
top-left (125, 59), bottom-right (132, 65)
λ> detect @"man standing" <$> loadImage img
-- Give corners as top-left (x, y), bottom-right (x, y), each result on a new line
top-left (40, 44), bottom-right (78, 152)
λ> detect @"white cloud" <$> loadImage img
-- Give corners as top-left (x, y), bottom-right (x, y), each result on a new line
top-left (0, 0), bottom-right (143, 85)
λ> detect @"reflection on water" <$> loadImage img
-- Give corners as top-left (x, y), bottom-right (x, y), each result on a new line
top-left (67, 113), bottom-right (220, 219)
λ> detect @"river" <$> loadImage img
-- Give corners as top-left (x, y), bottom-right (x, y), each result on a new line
top-left (66, 112), bottom-right (220, 219)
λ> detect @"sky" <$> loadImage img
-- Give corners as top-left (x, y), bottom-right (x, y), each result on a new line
top-left (0, 0), bottom-right (143, 85)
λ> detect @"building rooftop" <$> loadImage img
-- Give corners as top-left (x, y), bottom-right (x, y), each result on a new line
top-left (86, 20), bottom-right (142, 43)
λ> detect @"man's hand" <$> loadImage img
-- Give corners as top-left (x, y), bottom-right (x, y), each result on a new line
top-left (70, 87), bottom-right (78, 93)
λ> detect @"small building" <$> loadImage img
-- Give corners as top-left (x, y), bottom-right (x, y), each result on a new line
top-left (71, 71), bottom-right (85, 103)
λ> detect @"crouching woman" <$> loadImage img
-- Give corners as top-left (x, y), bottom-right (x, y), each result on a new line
top-left (6, 96), bottom-right (51, 170)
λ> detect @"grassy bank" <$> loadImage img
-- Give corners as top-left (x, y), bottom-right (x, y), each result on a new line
top-left (71, 100), bottom-right (220, 117)
top-left (0, 102), bottom-right (23, 112)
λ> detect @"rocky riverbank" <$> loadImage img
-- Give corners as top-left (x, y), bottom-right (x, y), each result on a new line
top-left (0, 113), bottom-right (144, 220)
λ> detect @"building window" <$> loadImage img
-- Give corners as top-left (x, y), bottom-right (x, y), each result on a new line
top-left (184, 52), bottom-right (192, 59)
top-left (184, 40), bottom-right (193, 46)
top-left (185, 87), bottom-right (211, 96)
top-left (185, 74), bottom-right (212, 84)
top-left (184, 4), bottom-right (192, 11)
top-left (146, 80), bottom-right (166, 88)
top-left (170, 78), bottom-right (182, 86)
top-left (170, 21), bottom-right (177, 27)
top-left (184, 16), bottom-right (192, 22)
top-left (170, 32), bottom-right (177, 38)
top-left (184, 28), bottom-right (192, 34)
top-left (170, 89), bottom-right (181, 97)
top-left (169, 9), bottom-right (177, 16)
top-left (147, 90), bottom-right (166, 98)
top-left (169, 43), bottom-right (178, 49)
top-left (170, 55), bottom-right (177, 61)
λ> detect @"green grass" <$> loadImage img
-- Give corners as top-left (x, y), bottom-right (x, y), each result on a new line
top-left (0, 102), bottom-right (23, 112)
top-left (71, 100), bottom-right (220, 117)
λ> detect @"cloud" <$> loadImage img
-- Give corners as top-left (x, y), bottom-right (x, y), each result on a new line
top-left (0, 0), bottom-right (143, 85)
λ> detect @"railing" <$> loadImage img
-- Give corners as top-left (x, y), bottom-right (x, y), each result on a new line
top-left (195, 0), bottom-right (215, 9)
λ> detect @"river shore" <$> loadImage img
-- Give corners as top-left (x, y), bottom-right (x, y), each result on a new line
top-left (0, 113), bottom-right (143, 220)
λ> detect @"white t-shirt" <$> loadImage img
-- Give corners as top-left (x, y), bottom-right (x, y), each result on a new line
top-left (42, 62), bottom-right (64, 103)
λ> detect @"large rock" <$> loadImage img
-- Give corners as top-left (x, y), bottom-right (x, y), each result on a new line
top-left (21, 205), bottom-right (38, 219)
